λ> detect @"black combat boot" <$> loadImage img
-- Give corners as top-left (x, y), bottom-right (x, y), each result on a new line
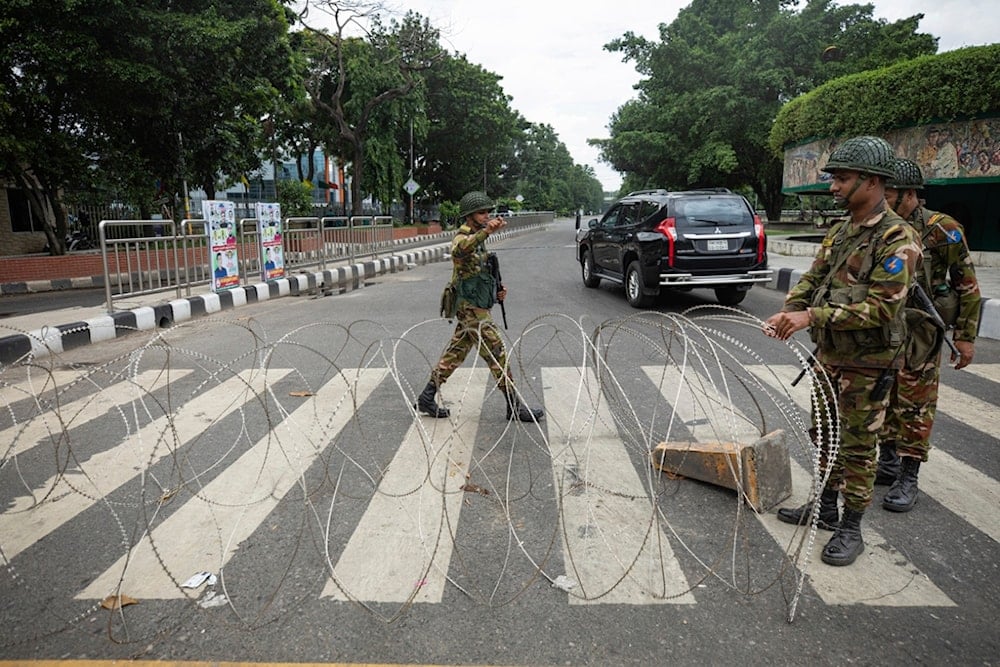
top-left (776, 487), bottom-right (840, 531)
top-left (505, 391), bottom-right (544, 422)
top-left (821, 508), bottom-right (865, 566)
top-left (415, 381), bottom-right (449, 418)
top-left (875, 441), bottom-right (901, 485)
top-left (882, 456), bottom-right (921, 512)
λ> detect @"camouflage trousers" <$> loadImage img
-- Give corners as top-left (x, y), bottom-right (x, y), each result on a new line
top-left (812, 364), bottom-right (891, 511)
top-left (883, 356), bottom-right (941, 462)
top-left (430, 303), bottom-right (512, 391)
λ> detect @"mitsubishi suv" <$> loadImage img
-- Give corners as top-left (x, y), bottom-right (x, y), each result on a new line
top-left (576, 188), bottom-right (772, 307)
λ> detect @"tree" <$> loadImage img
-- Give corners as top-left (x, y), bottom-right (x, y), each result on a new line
top-left (593, 0), bottom-right (937, 220)
top-left (295, 2), bottom-right (441, 215)
top-left (415, 52), bottom-right (522, 203)
top-left (0, 0), bottom-right (299, 252)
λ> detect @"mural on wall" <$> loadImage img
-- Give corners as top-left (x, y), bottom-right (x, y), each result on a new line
top-left (783, 117), bottom-right (1000, 191)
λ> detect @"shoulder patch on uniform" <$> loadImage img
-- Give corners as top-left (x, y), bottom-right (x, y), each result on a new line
top-left (882, 256), bottom-right (904, 275)
top-left (946, 229), bottom-right (963, 244)
top-left (881, 223), bottom-right (906, 243)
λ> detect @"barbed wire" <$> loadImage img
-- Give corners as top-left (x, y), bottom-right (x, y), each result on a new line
top-left (0, 307), bottom-right (843, 652)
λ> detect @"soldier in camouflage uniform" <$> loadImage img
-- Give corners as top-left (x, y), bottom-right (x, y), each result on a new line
top-left (416, 191), bottom-right (544, 423)
top-left (764, 136), bottom-right (922, 567)
top-left (877, 158), bottom-right (981, 512)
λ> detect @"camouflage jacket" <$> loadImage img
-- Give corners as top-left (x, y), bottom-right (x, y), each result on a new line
top-left (908, 206), bottom-right (981, 342)
top-left (784, 208), bottom-right (921, 369)
top-left (450, 223), bottom-right (495, 309)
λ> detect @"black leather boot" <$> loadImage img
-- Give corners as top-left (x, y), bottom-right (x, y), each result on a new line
top-left (882, 456), bottom-right (921, 512)
top-left (415, 381), bottom-right (449, 418)
top-left (875, 441), bottom-right (900, 485)
top-left (776, 487), bottom-right (839, 531)
top-left (821, 508), bottom-right (865, 566)
top-left (505, 392), bottom-right (544, 422)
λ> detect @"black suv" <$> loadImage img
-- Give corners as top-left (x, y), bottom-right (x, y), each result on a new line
top-left (576, 188), bottom-right (771, 307)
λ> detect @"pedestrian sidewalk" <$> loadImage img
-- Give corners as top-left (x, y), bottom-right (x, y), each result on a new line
top-left (1, 234), bottom-right (997, 365)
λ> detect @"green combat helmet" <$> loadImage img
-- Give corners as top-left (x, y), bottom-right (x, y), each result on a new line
top-left (457, 191), bottom-right (495, 219)
top-left (821, 135), bottom-right (896, 178)
top-left (886, 157), bottom-right (925, 190)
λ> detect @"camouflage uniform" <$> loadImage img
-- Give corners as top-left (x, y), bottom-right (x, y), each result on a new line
top-left (431, 222), bottom-right (512, 392)
top-left (884, 206), bottom-right (981, 461)
top-left (783, 210), bottom-right (921, 510)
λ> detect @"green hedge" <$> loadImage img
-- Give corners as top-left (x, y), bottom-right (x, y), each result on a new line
top-left (769, 44), bottom-right (1000, 155)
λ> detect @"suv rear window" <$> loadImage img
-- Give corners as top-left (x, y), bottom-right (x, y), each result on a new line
top-left (675, 197), bottom-right (751, 227)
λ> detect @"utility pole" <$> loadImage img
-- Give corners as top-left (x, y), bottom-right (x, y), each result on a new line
top-left (409, 118), bottom-right (414, 224)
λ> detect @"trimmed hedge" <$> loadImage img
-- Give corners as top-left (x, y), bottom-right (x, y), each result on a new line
top-left (769, 44), bottom-right (1000, 155)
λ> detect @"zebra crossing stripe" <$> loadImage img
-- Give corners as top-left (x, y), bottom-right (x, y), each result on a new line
top-left (1, 369), bottom-right (192, 460)
top-left (0, 369), bottom-right (82, 404)
top-left (0, 368), bottom-right (255, 561)
top-left (323, 367), bottom-right (486, 603)
top-left (952, 362), bottom-right (1000, 385)
top-left (544, 367), bottom-right (696, 604)
top-left (78, 367), bottom-right (386, 599)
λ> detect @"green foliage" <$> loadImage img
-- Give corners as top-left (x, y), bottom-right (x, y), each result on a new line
top-left (438, 199), bottom-right (459, 226)
top-left (277, 179), bottom-right (315, 217)
top-left (597, 0), bottom-right (937, 219)
top-left (769, 44), bottom-right (1000, 153)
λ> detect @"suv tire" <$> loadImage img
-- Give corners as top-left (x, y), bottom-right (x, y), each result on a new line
top-left (625, 261), bottom-right (653, 308)
top-left (714, 286), bottom-right (748, 306)
top-left (582, 251), bottom-right (601, 288)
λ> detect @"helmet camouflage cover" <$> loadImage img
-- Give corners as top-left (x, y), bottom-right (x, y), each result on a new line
top-left (821, 135), bottom-right (896, 178)
top-left (457, 191), bottom-right (495, 219)
top-left (886, 157), bottom-right (925, 190)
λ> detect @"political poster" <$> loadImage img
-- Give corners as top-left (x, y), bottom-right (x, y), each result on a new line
top-left (256, 202), bottom-right (285, 280)
top-left (203, 200), bottom-right (240, 291)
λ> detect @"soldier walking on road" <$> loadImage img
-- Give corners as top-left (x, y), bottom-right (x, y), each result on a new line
top-left (876, 157), bottom-right (982, 511)
top-left (415, 191), bottom-right (545, 423)
top-left (763, 136), bottom-right (921, 566)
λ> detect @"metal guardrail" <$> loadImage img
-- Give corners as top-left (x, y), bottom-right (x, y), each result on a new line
top-left (98, 215), bottom-right (403, 314)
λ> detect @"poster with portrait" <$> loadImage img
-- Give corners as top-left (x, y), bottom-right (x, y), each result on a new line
top-left (203, 200), bottom-right (241, 291)
top-left (256, 202), bottom-right (285, 280)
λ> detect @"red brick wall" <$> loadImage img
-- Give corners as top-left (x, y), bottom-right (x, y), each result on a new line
top-left (0, 253), bottom-right (106, 283)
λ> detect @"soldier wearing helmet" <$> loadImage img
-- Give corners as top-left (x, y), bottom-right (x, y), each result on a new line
top-left (876, 157), bottom-right (981, 512)
top-left (763, 136), bottom-right (921, 567)
top-left (416, 191), bottom-right (544, 423)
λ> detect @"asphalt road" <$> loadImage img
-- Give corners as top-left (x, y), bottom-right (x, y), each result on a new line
top-left (1, 218), bottom-right (998, 665)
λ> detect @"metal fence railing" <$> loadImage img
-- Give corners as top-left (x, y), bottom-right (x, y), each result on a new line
top-left (98, 215), bottom-right (411, 314)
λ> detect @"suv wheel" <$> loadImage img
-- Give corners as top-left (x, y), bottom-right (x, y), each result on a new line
top-left (625, 261), bottom-right (652, 308)
top-left (715, 286), bottom-right (748, 306)
top-left (582, 251), bottom-right (600, 288)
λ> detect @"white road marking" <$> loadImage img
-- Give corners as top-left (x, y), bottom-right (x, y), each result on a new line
top-left (1, 369), bottom-right (191, 459)
top-left (323, 368), bottom-right (486, 603)
top-left (544, 366), bottom-right (696, 605)
top-left (77, 368), bottom-right (385, 599)
top-left (2, 368), bottom-right (278, 561)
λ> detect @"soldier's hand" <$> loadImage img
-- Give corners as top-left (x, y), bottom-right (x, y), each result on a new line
top-left (486, 217), bottom-right (505, 233)
top-left (951, 339), bottom-right (974, 370)
top-left (763, 310), bottom-right (810, 341)
top-left (497, 285), bottom-right (507, 302)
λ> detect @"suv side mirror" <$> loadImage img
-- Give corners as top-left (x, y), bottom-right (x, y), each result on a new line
top-left (587, 218), bottom-right (599, 229)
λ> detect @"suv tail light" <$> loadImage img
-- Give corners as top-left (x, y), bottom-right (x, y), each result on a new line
top-left (655, 217), bottom-right (677, 266)
top-left (753, 214), bottom-right (765, 263)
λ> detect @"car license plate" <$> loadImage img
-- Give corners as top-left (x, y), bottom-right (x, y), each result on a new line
top-left (707, 239), bottom-right (728, 251)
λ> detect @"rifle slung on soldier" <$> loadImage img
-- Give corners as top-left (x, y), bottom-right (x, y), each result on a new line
top-left (486, 252), bottom-right (507, 329)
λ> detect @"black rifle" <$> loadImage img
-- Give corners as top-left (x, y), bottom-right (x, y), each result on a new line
top-left (791, 347), bottom-right (819, 387)
top-left (486, 252), bottom-right (507, 329)
top-left (910, 282), bottom-right (961, 357)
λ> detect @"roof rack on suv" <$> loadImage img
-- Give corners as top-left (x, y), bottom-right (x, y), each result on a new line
top-left (679, 188), bottom-right (732, 194)
top-left (625, 189), bottom-right (671, 197)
